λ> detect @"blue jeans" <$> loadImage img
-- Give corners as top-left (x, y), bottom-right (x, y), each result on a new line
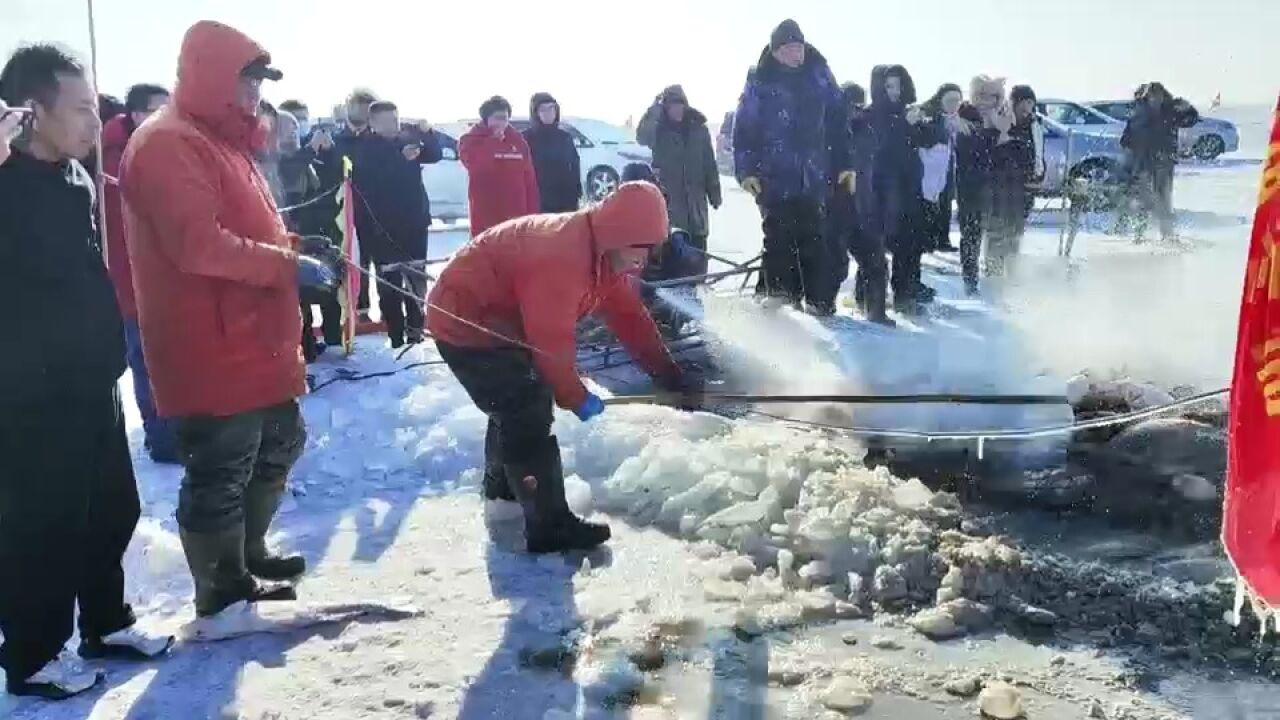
top-left (124, 319), bottom-right (178, 462)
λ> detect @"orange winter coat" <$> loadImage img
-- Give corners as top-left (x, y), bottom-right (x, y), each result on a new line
top-left (428, 182), bottom-right (681, 410)
top-left (121, 21), bottom-right (303, 418)
top-left (459, 124), bottom-right (540, 236)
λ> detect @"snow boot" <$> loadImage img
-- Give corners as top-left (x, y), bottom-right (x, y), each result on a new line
top-left (244, 481), bottom-right (306, 581)
top-left (7, 650), bottom-right (103, 700)
top-left (893, 297), bottom-right (927, 317)
top-left (506, 436), bottom-right (610, 554)
top-left (180, 525), bottom-right (297, 618)
top-left (482, 422), bottom-right (516, 502)
top-left (864, 280), bottom-right (895, 326)
top-left (79, 626), bottom-right (175, 661)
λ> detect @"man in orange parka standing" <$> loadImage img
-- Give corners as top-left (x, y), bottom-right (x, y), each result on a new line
top-left (428, 182), bottom-right (692, 553)
top-left (122, 21), bottom-right (337, 619)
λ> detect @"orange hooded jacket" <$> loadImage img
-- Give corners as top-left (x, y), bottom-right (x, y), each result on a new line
top-left (428, 182), bottom-right (681, 410)
top-left (121, 21), bottom-right (303, 418)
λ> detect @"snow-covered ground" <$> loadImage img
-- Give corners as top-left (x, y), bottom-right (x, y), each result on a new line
top-left (4, 113), bottom-right (1276, 719)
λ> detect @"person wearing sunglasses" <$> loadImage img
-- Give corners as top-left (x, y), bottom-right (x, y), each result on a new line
top-left (428, 182), bottom-right (697, 554)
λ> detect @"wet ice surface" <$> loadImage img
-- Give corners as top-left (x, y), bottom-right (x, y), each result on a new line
top-left (5, 144), bottom-right (1278, 718)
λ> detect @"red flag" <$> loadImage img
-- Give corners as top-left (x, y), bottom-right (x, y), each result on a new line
top-left (1224, 96), bottom-right (1280, 621)
top-left (336, 158), bottom-right (361, 355)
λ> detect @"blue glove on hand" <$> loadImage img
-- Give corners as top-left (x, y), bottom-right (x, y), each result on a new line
top-left (575, 393), bottom-right (606, 422)
top-left (297, 255), bottom-right (338, 292)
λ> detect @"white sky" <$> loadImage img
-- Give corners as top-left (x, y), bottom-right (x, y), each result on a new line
top-left (6, 0), bottom-right (1278, 124)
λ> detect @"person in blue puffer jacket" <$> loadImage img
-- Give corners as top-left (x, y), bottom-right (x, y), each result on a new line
top-left (732, 19), bottom-right (852, 314)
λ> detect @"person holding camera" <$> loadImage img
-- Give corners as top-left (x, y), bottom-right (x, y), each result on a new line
top-left (1121, 82), bottom-right (1199, 243)
top-left (1, 45), bottom-right (174, 701)
top-left (353, 100), bottom-right (443, 348)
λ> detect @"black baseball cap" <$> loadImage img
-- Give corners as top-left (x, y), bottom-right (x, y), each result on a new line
top-left (241, 56), bottom-right (283, 82)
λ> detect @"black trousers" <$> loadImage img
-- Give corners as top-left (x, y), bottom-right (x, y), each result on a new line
top-left (300, 289), bottom-right (342, 360)
top-left (923, 183), bottom-right (955, 250)
top-left (889, 203), bottom-right (926, 303)
top-left (376, 268), bottom-right (426, 344)
top-left (756, 197), bottom-right (826, 306)
top-left (687, 233), bottom-right (709, 278)
top-left (0, 385), bottom-right (140, 682)
top-left (174, 401), bottom-right (306, 534)
top-left (986, 175), bottom-right (1028, 278)
top-left (436, 343), bottom-right (554, 468)
top-left (957, 183), bottom-right (987, 291)
top-left (1135, 161), bottom-right (1176, 240)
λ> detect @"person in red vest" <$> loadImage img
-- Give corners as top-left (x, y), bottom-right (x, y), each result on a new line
top-left (428, 182), bottom-right (696, 553)
top-left (122, 20), bottom-right (337, 619)
top-left (459, 96), bottom-right (539, 235)
top-left (102, 82), bottom-right (177, 464)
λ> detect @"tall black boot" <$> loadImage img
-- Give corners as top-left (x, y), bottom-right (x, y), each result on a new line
top-left (505, 436), bottom-right (610, 554)
top-left (483, 420), bottom-right (515, 501)
top-left (180, 525), bottom-right (296, 618)
top-left (864, 277), bottom-right (896, 327)
top-left (244, 480), bottom-right (306, 581)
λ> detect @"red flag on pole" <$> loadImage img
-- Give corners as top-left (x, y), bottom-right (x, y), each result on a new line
top-left (336, 157), bottom-right (361, 355)
top-left (1224, 96), bottom-right (1280, 628)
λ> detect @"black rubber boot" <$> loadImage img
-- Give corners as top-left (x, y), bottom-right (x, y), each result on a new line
top-left (482, 421), bottom-right (516, 501)
top-left (244, 480), bottom-right (306, 581)
top-left (181, 525), bottom-right (297, 618)
top-left (505, 436), bottom-right (610, 554)
top-left (864, 278), bottom-right (896, 327)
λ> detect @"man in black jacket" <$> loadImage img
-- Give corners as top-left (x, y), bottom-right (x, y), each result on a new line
top-left (1121, 82), bottom-right (1198, 243)
top-left (523, 92), bottom-right (581, 213)
top-left (954, 75), bottom-right (1006, 295)
top-left (858, 65), bottom-right (940, 316)
top-left (0, 44), bottom-right (171, 702)
top-left (355, 100), bottom-right (443, 348)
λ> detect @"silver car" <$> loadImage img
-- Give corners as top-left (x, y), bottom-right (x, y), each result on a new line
top-left (1034, 114), bottom-right (1127, 197)
top-left (1087, 100), bottom-right (1239, 160)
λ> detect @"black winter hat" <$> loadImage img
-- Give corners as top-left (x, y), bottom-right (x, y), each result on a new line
top-left (770, 19), bottom-right (805, 51)
top-left (1010, 85), bottom-right (1037, 106)
top-left (841, 82), bottom-right (867, 108)
top-left (479, 95), bottom-right (512, 122)
top-left (621, 162), bottom-right (657, 184)
top-left (529, 92), bottom-right (559, 126)
top-left (660, 85), bottom-right (688, 105)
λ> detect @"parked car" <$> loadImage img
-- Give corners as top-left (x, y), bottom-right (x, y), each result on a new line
top-left (716, 111), bottom-right (735, 175)
top-left (1034, 114), bottom-right (1127, 198)
top-left (1086, 100), bottom-right (1239, 160)
top-left (1035, 98), bottom-right (1126, 138)
top-left (419, 118), bottom-right (652, 222)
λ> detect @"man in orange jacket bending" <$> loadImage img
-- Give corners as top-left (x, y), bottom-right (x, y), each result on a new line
top-left (428, 182), bottom-right (690, 553)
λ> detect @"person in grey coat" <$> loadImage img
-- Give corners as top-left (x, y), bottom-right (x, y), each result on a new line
top-left (637, 85), bottom-right (722, 276)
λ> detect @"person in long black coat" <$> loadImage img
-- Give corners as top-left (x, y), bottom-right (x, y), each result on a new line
top-left (985, 85), bottom-right (1037, 278)
top-left (859, 64), bottom-right (936, 316)
top-left (353, 101), bottom-right (443, 348)
top-left (1121, 82), bottom-right (1198, 243)
top-left (953, 75), bottom-right (1005, 295)
top-left (824, 83), bottom-right (891, 325)
top-left (919, 84), bottom-right (965, 254)
top-left (523, 92), bottom-right (582, 214)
